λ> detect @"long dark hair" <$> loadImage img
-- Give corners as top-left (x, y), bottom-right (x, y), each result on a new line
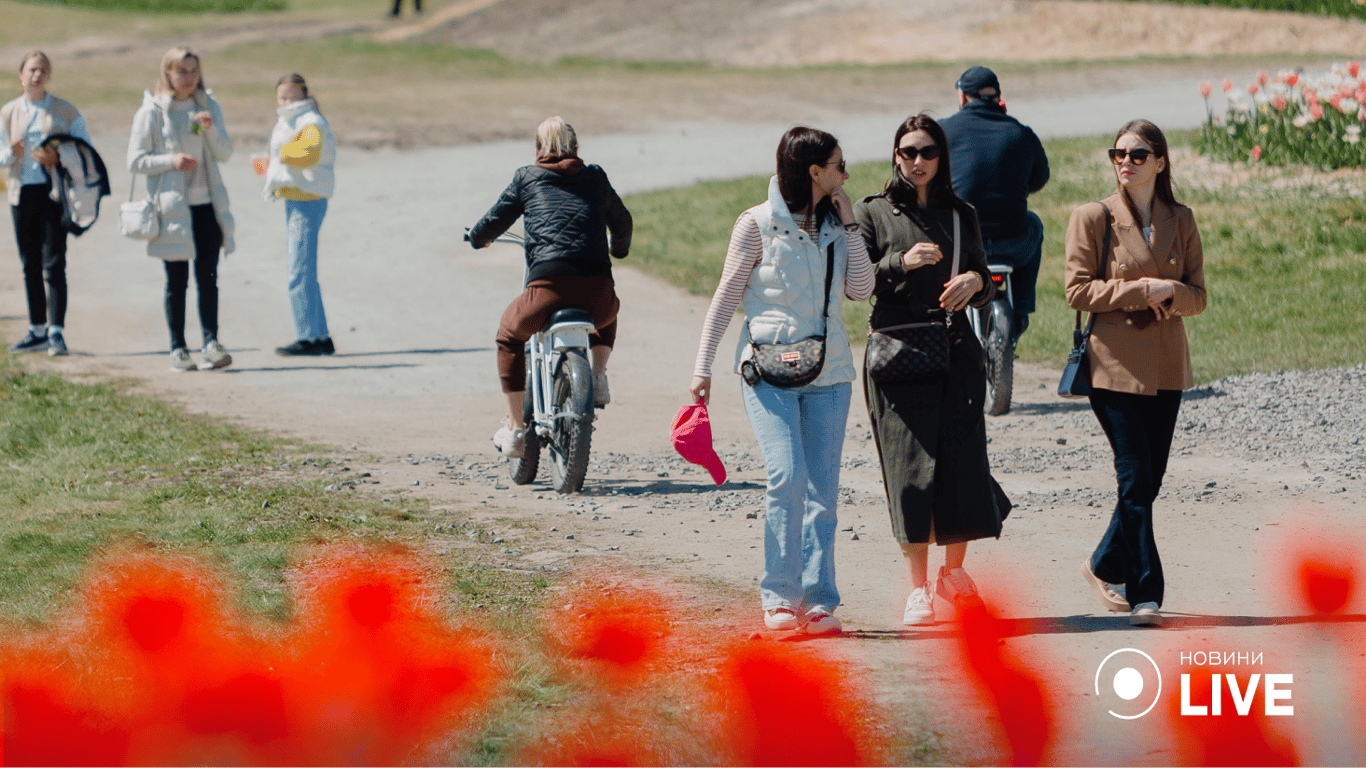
top-left (883, 112), bottom-right (963, 213)
top-left (776, 126), bottom-right (839, 225)
top-left (1113, 119), bottom-right (1177, 221)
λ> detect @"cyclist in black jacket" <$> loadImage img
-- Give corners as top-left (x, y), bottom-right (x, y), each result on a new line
top-left (939, 66), bottom-right (1049, 344)
top-left (469, 116), bottom-right (632, 457)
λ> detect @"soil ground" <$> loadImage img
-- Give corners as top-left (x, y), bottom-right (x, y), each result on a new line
top-left (3, 1), bottom-right (1365, 763)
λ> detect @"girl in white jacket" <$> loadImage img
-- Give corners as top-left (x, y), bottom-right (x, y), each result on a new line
top-left (263, 73), bottom-right (335, 356)
top-left (127, 47), bottom-right (235, 372)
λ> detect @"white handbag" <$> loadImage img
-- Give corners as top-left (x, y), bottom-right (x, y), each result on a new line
top-left (119, 173), bottom-right (159, 239)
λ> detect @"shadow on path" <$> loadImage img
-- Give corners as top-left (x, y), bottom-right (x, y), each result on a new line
top-left (839, 612), bottom-right (1366, 640)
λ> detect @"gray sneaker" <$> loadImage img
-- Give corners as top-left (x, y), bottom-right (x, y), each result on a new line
top-left (198, 340), bottom-right (232, 370)
top-left (47, 331), bottom-right (67, 357)
top-left (593, 372), bottom-right (610, 407)
top-left (170, 347), bottom-right (196, 373)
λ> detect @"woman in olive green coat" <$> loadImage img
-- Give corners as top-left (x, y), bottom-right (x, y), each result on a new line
top-left (854, 113), bottom-right (1011, 628)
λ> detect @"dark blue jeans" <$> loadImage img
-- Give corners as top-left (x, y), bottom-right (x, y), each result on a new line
top-left (1088, 387), bottom-right (1182, 608)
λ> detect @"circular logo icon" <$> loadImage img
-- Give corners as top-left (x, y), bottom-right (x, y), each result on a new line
top-left (1094, 648), bottom-right (1162, 719)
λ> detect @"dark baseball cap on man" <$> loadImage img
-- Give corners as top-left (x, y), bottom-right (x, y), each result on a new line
top-left (956, 66), bottom-right (1000, 97)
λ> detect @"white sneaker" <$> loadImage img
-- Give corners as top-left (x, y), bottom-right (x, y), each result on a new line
top-left (903, 587), bottom-right (935, 626)
top-left (593, 372), bottom-right (610, 407)
top-left (493, 423), bottom-right (525, 458)
top-left (169, 347), bottom-right (196, 373)
top-left (763, 607), bottom-right (801, 631)
top-left (198, 340), bottom-right (232, 370)
top-left (935, 566), bottom-right (983, 608)
top-left (803, 611), bottom-right (842, 636)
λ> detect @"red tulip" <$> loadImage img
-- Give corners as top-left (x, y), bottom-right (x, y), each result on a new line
top-left (1349, 60), bottom-right (1362, 78)
top-left (1285, 72), bottom-right (1299, 87)
top-left (1199, 82), bottom-right (1212, 99)
top-left (1221, 79), bottom-right (1234, 92)
top-left (1309, 103), bottom-right (1324, 121)
top-left (1251, 145), bottom-right (1262, 161)
top-left (1258, 71), bottom-right (1270, 85)
top-left (1247, 83), bottom-right (1259, 96)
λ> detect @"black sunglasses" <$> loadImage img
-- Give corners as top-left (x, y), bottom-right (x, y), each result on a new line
top-left (896, 144), bottom-right (941, 162)
top-left (824, 159), bottom-right (847, 173)
top-left (1108, 148), bottom-right (1156, 165)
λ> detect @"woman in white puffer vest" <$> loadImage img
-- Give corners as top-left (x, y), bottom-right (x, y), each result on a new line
top-left (127, 46), bottom-right (235, 373)
top-left (262, 73), bottom-right (336, 357)
top-left (688, 126), bottom-right (875, 637)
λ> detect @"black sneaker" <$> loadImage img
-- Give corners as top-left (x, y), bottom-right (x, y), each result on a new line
top-left (318, 337), bottom-right (335, 355)
top-left (10, 330), bottom-right (48, 353)
top-left (275, 339), bottom-right (324, 356)
top-left (47, 331), bottom-right (67, 357)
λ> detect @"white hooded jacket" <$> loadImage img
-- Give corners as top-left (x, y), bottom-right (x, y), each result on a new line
top-left (126, 89), bottom-right (235, 261)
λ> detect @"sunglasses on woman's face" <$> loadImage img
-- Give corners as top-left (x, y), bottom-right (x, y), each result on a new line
top-left (824, 159), bottom-right (847, 173)
top-left (896, 144), bottom-right (941, 162)
top-left (1108, 148), bottom-right (1156, 165)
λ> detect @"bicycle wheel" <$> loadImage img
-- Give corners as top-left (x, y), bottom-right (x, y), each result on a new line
top-left (547, 349), bottom-right (594, 494)
top-left (509, 383), bottom-right (540, 485)
top-left (983, 301), bottom-right (1014, 416)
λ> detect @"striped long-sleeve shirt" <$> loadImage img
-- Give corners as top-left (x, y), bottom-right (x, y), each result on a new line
top-left (692, 211), bottom-right (874, 377)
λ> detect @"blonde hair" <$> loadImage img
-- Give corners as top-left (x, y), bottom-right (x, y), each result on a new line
top-left (535, 116), bottom-right (577, 158)
top-left (156, 46), bottom-right (205, 96)
top-left (18, 50), bottom-right (50, 74)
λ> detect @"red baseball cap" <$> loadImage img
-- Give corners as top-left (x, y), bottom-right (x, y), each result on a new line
top-left (670, 403), bottom-right (726, 486)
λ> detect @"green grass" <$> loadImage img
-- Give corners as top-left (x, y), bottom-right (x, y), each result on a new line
top-left (1120, 0), bottom-right (1366, 21)
top-left (624, 129), bottom-right (1366, 382)
top-left (0, 353), bottom-right (550, 627)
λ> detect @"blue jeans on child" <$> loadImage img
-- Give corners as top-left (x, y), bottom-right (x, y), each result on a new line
top-left (285, 198), bottom-right (330, 342)
top-left (741, 379), bottom-right (851, 616)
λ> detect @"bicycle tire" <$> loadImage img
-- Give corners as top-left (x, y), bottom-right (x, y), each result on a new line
top-left (983, 301), bottom-right (1014, 416)
top-left (509, 383), bottom-right (540, 485)
top-left (548, 349), bottom-right (593, 494)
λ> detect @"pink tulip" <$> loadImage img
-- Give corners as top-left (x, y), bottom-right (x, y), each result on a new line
top-left (1271, 94), bottom-right (1287, 111)
top-left (1357, 84), bottom-right (1366, 103)
top-left (1251, 145), bottom-right (1262, 161)
top-left (1340, 84), bottom-right (1355, 98)
top-left (1286, 72), bottom-right (1299, 88)
top-left (1248, 83), bottom-right (1260, 96)
top-left (1309, 104), bottom-right (1324, 121)
top-left (1258, 71), bottom-right (1270, 86)
top-left (1304, 87), bottom-right (1319, 106)
top-left (1222, 79), bottom-right (1234, 92)
top-left (1350, 61), bottom-right (1362, 78)
top-left (1199, 82), bottom-right (1212, 99)
top-left (1329, 94), bottom-right (1343, 111)
top-left (1359, 107), bottom-right (1366, 123)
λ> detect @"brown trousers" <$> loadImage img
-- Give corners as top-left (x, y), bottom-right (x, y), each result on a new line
top-left (496, 274), bottom-right (618, 393)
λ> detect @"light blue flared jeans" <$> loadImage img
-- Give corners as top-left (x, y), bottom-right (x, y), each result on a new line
top-left (741, 379), bottom-right (851, 616)
top-left (285, 198), bottom-right (330, 342)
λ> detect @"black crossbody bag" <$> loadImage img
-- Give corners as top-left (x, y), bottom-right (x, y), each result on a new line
top-left (865, 209), bottom-right (960, 384)
top-left (1058, 202), bottom-right (1112, 399)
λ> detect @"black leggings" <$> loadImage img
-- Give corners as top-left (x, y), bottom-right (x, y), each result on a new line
top-left (10, 183), bottom-right (67, 327)
top-left (164, 205), bottom-right (222, 351)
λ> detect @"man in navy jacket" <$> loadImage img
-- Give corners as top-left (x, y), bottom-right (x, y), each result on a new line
top-left (940, 66), bottom-right (1050, 343)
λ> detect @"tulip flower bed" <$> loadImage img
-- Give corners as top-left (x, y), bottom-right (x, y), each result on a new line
top-left (1199, 62), bottom-right (1366, 169)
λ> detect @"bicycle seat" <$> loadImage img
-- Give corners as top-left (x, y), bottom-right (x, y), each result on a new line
top-left (544, 308), bottom-right (594, 329)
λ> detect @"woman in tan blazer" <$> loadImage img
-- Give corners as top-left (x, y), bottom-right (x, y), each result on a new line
top-left (1065, 119), bottom-right (1206, 627)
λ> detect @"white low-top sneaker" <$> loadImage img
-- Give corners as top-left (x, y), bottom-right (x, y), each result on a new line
top-left (803, 611), bottom-right (842, 636)
top-left (903, 586), bottom-right (935, 626)
top-left (198, 340), bottom-right (232, 370)
top-left (169, 348), bottom-right (196, 373)
top-left (764, 607), bottom-right (801, 631)
top-left (1130, 602), bottom-right (1163, 627)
